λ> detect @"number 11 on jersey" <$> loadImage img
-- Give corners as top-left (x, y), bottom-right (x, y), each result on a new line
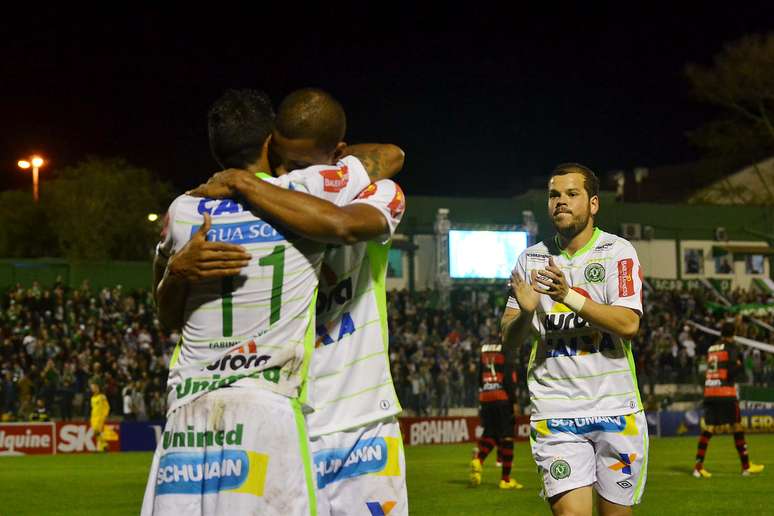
top-left (220, 245), bottom-right (286, 336)
top-left (259, 245), bottom-right (285, 326)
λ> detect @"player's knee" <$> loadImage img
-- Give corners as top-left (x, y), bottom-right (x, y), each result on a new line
top-left (551, 505), bottom-right (592, 516)
top-left (549, 491), bottom-right (593, 516)
top-left (597, 495), bottom-right (632, 516)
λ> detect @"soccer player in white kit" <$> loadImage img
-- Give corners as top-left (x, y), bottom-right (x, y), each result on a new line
top-left (189, 90), bottom-right (409, 515)
top-left (142, 90), bottom-right (377, 516)
top-left (501, 163), bottom-right (647, 516)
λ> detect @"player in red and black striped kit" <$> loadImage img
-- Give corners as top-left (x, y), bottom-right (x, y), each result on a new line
top-left (693, 322), bottom-right (764, 478)
top-left (469, 341), bottom-right (523, 490)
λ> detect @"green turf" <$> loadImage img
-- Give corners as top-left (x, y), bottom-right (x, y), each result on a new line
top-left (0, 435), bottom-right (771, 515)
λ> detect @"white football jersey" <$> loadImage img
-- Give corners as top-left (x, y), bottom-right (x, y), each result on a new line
top-left (306, 180), bottom-right (406, 437)
top-left (507, 228), bottom-right (644, 419)
top-left (156, 157), bottom-right (370, 415)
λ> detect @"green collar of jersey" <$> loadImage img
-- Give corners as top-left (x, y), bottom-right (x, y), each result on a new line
top-left (255, 172), bottom-right (272, 180)
top-left (555, 227), bottom-right (601, 260)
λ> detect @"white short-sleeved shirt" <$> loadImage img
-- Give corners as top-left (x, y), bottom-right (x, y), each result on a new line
top-left (307, 180), bottom-right (406, 437)
top-left (507, 228), bottom-right (644, 419)
top-left (156, 157), bottom-right (370, 415)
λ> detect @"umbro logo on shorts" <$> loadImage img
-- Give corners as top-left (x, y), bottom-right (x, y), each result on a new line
top-left (616, 480), bottom-right (633, 489)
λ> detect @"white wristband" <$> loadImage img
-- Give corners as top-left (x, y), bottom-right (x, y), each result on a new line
top-left (563, 289), bottom-right (586, 313)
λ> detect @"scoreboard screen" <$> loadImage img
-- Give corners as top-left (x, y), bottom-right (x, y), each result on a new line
top-left (449, 230), bottom-right (528, 279)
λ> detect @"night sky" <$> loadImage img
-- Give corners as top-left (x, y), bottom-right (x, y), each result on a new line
top-left (3, 5), bottom-right (774, 197)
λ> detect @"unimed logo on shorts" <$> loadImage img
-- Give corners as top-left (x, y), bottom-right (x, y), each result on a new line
top-left (156, 450), bottom-right (268, 496)
top-left (313, 436), bottom-right (400, 489)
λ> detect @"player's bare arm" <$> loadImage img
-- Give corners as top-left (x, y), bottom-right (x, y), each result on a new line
top-left (155, 263), bottom-right (188, 330)
top-left (190, 169), bottom-right (389, 245)
top-left (340, 143), bottom-right (405, 180)
top-left (155, 214), bottom-right (250, 329)
top-left (533, 257), bottom-right (640, 340)
top-left (501, 269), bottom-right (539, 348)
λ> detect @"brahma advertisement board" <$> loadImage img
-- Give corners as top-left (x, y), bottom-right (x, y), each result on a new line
top-left (398, 416), bottom-right (530, 446)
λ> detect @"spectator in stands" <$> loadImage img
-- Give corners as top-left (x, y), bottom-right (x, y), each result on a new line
top-left (132, 381), bottom-right (148, 421)
top-left (0, 279), bottom-right (771, 420)
top-left (59, 370), bottom-right (75, 420)
top-left (41, 358), bottom-right (59, 412)
top-left (436, 361), bottom-right (451, 416)
top-left (122, 382), bottom-right (135, 421)
top-left (2, 369), bottom-right (17, 419)
top-left (30, 397), bottom-right (49, 421)
top-left (149, 391), bottom-right (165, 421)
top-left (16, 372), bottom-right (33, 419)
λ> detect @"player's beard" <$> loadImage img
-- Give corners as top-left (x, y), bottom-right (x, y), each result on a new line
top-left (553, 205), bottom-right (591, 240)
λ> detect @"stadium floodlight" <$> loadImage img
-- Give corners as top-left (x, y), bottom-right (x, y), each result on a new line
top-left (147, 213), bottom-right (159, 222)
top-left (18, 155), bottom-right (45, 203)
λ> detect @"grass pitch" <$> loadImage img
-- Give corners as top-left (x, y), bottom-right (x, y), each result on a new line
top-left (1, 435), bottom-right (772, 515)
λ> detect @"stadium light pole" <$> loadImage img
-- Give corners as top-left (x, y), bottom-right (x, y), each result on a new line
top-left (17, 156), bottom-right (45, 203)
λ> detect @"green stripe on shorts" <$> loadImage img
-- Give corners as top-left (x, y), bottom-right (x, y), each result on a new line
top-left (292, 398), bottom-right (317, 516)
top-left (633, 414), bottom-right (648, 503)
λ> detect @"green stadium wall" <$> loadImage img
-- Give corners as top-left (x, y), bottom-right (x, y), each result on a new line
top-left (402, 190), bottom-right (774, 242)
top-left (0, 259), bottom-right (153, 291)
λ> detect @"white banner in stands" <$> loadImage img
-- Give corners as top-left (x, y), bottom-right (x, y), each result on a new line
top-left (687, 320), bottom-right (774, 354)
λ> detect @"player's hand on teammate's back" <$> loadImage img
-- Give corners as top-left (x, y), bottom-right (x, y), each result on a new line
top-left (510, 269), bottom-right (540, 313)
top-left (168, 213), bottom-right (251, 281)
top-left (187, 168), bottom-right (253, 199)
top-left (532, 257), bottom-right (570, 302)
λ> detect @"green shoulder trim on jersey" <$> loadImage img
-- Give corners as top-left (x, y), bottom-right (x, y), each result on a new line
top-left (367, 241), bottom-right (403, 413)
top-left (555, 227), bottom-right (601, 260)
top-left (625, 340), bottom-right (644, 409)
top-left (297, 288), bottom-right (318, 405)
top-left (255, 172), bottom-right (272, 180)
top-left (291, 398), bottom-right (317, 516)
top-left (169, 335), bottom-right (183, 368)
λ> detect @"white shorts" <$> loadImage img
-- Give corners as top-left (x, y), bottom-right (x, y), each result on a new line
top-left (310, 417), bottom-right (408, 516)
top-left (530, 411), bottom-right (649, 506)
top-left (141, 387), bottom-right (316, 516)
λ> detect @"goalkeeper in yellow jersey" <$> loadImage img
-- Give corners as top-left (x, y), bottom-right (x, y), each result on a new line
top-left (90, 382), bottom-right (110, 452)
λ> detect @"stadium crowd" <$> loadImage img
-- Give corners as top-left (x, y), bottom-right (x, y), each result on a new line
top-left (1, 280), bottom-right (772, 421)
top-left (0, 280), bottom-right (171, 422)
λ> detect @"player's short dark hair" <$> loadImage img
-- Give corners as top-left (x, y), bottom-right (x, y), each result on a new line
top-left (721, 321), bottom-right (736, 338)
top-left (208, 89), bottom-right (275, 169)
top-left (275, 88), bottom-right (346, 152)
top-left (550, 163), bottom-right (600, 199)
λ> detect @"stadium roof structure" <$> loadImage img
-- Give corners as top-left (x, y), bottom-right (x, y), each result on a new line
top-left (614, 154), bottom-right (774, 204)
top-left (689, 156), bottom-right (774, 205)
